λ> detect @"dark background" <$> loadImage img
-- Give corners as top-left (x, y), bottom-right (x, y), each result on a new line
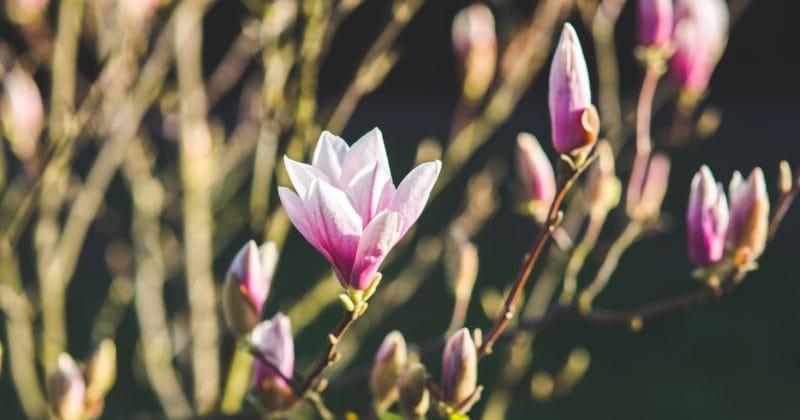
top-left (2, 0), bottom-right (799, 418)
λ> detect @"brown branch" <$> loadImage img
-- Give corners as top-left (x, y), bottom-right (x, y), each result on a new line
top-left (300, 309), bottom-right (358, 395)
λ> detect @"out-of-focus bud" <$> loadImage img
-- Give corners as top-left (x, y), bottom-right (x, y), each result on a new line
top-left (370, 330), bottom-right (408, 411)
top-left (778, 160), bottom-right (792, 194)
top-left (549, 23), bottom-right (599, 158)
top-left (670, 0), bottom-right (729, 95)
top-left (252, 313), bottom-right (298, 412)
top-left (120, 0), bottom-right (160, 25)
top-left (1, 65), bottom-right (43, 163)
top-left (686, 166), bottom-right (729, 267)
top-left (48, 353), bottom-right (86, 420)
top-left (727, 168), bottom-right (769, 263)
top-left (397, 363), bottom-right (429, 419)
top-left (637, 0), bottom-right (673, 48)
top-left (441, 328), bottom-right (477, 409)
top-left (452, 4), bottom-right (497, 101)
top-left (85, 339), bottom-right (116, 410)
top-left (582, 141), bottom-right (620, 219)
top-left (222, 240), bottom-right (278, 336)
top-left (5, 0), bottom-right (49, 24)
top-left (627, 153), bottom-right (671, 221)
top-left (515, 133), bottom-right (556, 219)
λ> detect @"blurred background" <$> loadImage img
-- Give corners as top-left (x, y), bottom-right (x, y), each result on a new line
top-left (1, 0), bottom-right (798, 418)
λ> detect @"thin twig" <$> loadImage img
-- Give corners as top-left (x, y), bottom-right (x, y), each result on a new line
top-left (300, 309), bottom-right (358, 395)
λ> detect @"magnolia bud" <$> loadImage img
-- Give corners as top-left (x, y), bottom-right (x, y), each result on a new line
top-left (728, 168), bottom-right (769, 262)
top-left (637, 0), bottom-right (673, 48)
top-left (5, 0), bottom-right (49, 24)
top-left (670, 0), bottom-right (729, 95)
top-left (85, 340), bottom-right (116, 405)
top-left (687, 166), bottom-right (729, 267)
top-left (441, 328), bottom-right (477, 408)
top-left (582, 141), bottom-right (620, 219)
top-left (627, 153), bottom-right (671, 221)
top-left (397, 363), bottom-right (429, 419)
top-left (48, 353), bottom-right (86, 420)
top-left (223, 240), bottom-right (278, 336)
top-left (252, 313), bottom-right (298, 412)
top-left (1, 65), bottom-right (43, 163)
top-left (549, 23), bottom-right (599, 157)
top-left (370, 330), bottom-right (408, 410)
top-left (515, 133), bottom-right (556, 219)
top-left (452, 4), bottom-right (497, 101)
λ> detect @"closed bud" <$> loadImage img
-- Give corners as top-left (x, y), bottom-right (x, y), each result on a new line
top-left (728, 168), bottom-right (769, 262)
top-left (5, 0), bottom-right (49, 24)
top-left (549, 23), bottom-right (599, 157)
top-left (452, 4), bottom-right (497, 101)
top-left (515, 133), bottom-right (556, 219)
top-left (687, 166), bottom-right (729, 267)
top-left (441, 328), bottom-right (477, 408)
top-left (397, 363), bottom-right (429, 419)
top-left (48, 353), bottom-right (85, 420)
top-left (582, 141), bottom-right (620, 219)
top-left (252, 313), bottom-right (298, 412)
top-left (627, 153), bottom-right (671, 221)
top-left (670, 0), bottom-right (728, 94)
top-left (1, 65), bottom-right (43, 163)
top-left (637, 0), bottom-right (673, 48)
top-left (223, 240), bottom-right (278, 335)
top-left (85, 339), bottom-right (116, 405)
top-left (370, 331), bottom-right (408, 410)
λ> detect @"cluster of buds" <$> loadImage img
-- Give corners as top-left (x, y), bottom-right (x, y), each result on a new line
top-left (47, 340), bottom-right (116, 419)
top-left (451, 3), bottom-right (497, 102)
top-left (687, 166), bottom-right (769, 271)
top-left (250, 313), bottom-right (298, 412)
top-left (222, 240), bottom-right (278, 336)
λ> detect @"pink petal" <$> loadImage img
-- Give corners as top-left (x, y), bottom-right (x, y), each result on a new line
top-left (346, 162), bottom-right (394, 227)
top-left (305, 180), bottom-right (363, 281)
top-left (312, 131), bottom-right (349, 182)
top-left (340, 128), bottom-right (391, 186)
top-left (284, 156), bottom-right (330, 197)
top-left (349, 210), bottom-right (404, 290)
top-left (278, 186), bottom-right (333, 264)
top-left (252, 313), bottom-right (294, 383)
top-left (390, 160), bottom-right (442, 236)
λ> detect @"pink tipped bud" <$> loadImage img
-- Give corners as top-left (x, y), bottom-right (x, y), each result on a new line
top-left (627, 153), bottom-right (671, 221)
top-left (687, 166), bottom-right (729, 267)
top-left (397, 363), bottom-right (430, 418)
top-left (48, 353), bottom-right (86, 420)
top-left (369, 331), bottom-right (408, 410)
top-left (252, 313), bottom-right (298, 412)
top-left (637, 0), bottom-right (673, 48)
top-left (452, 4), bottom-right (497, 101)
top-left (549, 23), bottom-right (599, 157)
top-left (727, 168), bottom-right (769, 262)
top-left (516, 133), bottom-right (556, 217)
top-left (222, 240), bottom-right (278, 335)
top-left (670, 0), bottom-right (728, 94)
top-left (441, 328), bottom-right (477, 407)
top-left (1, 65), bottom-right (43, 162)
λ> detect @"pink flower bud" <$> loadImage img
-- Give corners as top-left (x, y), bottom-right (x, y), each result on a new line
top-left (687, 166), bottom-right (729, 267)
top-left (369, 330), bottom-right (408, 410)
top-left (515, 133), bottom-right (556, 215)
top-left (252, 313), bottom-right (298, 412)
top-left (637, 0), bottom-right (673, 48)
top-left (1, 66), bottom-right (43, 162)
top-left (727, 168), bottom-right (769, 261)
top-left (222, 240), bottom-right (278, 335)
top-left (48, 353), bottom-right (86, 420)
top-left (441, 328), bottom-right (477, 407)
top-left (548, 23), bottom-right (599, 156)
top-left (279, 129), bottom-right (441, 290)
top-left (452, 4), bottom-right (497, 101)
top-left (670, 0), bottom-right (728, 94)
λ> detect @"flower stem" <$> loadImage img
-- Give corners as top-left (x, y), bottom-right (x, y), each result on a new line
top-left (300, 308), bottom-right (359, 394)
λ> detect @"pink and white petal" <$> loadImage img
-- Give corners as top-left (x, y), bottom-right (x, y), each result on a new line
top-left (340, 128), bottom-right (391, 186)
top-left (349, 210), bottom-right (404, 290)
top-left (307, 180), bottom-right (363, 280)
top-left (346, 162), bottom-right (394, 226)
top-left (312, 131), bottom-right (349, 182)
top-left (258, 241), bottom-right (279, 292)
top-left (377, 181), bottom-right (396, 213)
top-left (389, 160), bottom-right (442, 235)
top-left (284, 156), bottom-right (329, 197)
top-left (278, 186), bottom-right (332, 262)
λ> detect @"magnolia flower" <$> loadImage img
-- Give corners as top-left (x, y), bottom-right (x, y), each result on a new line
top-left (370, 331), bottom-right (408, 410)
top-left (452, 3), bottom-right (497, 101)
top-left (549, 23), bottom-right (599, 157)
top-left (279, 128), bottom-right (441, 290)
top-left (515, 133), bottom-right (556, 216)
top-left (441, 328), bottom-right (478, 410)
top-left (728, 168), bottom-right (769, 261)
top-left (638, 0), bottom-right (673, 48)
top-left (252, 313), bottom-right (297, 412)
top-left (687, 166), bottom-right (729, 267)
top-left (670, 0), bottom-right (729, 94)
top-left (48, 354), bottom-right (86, 420)
top-left (222, 240), bottom-right (278, 335)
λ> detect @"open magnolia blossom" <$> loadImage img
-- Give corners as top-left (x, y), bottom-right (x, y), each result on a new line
top-left (279, 128), bottom-right (441, 290)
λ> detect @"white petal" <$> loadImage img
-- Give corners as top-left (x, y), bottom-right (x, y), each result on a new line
top-left (340, 128), bottom-right (391, 186)
top-left (312, 131), bottom-right (349, 182)
top-left (306, 180), bottom-right (363, 278)
top-left (278, 186), bottom-right (331, 262)
top-left (284, 156), bottom-right (330, 198)
top-left (390, 160), bottom-right (442, 235)
top-left (346, 162), bottom-right (394, 226)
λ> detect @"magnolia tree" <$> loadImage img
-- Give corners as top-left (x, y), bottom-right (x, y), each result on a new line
top-left (0, 0), bottom-right (795, 418)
